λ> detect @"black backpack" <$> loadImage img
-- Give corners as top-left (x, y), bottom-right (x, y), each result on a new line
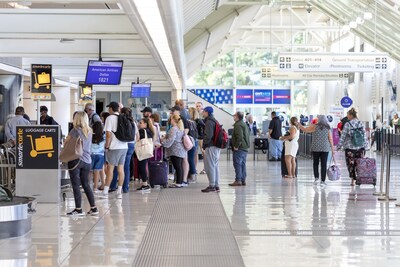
top-left (112, 114), bottom-right (135, 142)
top-left (196, 118), bottom-right (205, 139)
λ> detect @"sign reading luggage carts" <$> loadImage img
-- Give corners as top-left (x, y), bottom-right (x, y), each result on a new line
top-left (16, 126), bottom-right (59, 169)
top-left (31, 64), bottom-right (52, 100)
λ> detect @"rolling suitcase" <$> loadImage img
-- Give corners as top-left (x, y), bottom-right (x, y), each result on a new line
top-left (148, 149), bottom-right (168, 188)
top-left (355, 157), bottom-right (377, 186)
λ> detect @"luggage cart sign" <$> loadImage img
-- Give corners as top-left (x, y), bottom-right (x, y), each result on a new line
top-left (16, 126), bottom-right (59, 169)
top-left (79, 81), bottom-right (93, 105)
top-left (31, 64), bottom-right (52, 100)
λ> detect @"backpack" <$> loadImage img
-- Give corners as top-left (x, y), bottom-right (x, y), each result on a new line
top-left (212, 119), bottom-right (228, 149)
top-left (195, 118), bottom-right (205, 139)
top-left (350, 122), bottom-right (365, 147)
top-left (188, 120), bottom-right (198, 139)
top-left (112, 114), bottom-right (135, 142)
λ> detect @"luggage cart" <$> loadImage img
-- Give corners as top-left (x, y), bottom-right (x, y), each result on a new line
top-left (32, 71), bottom-right (51, 89)
top-left (0, 145), bottom-right (16, 194)
top-left (27, 135), bottom-right (54, 158)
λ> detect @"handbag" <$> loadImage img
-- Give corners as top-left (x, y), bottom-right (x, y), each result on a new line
top-left (60, 136), bottom-right (83, 163)
top-left (135, 130), bottom-right (154, 161)
top-left (182, 133), bottom-right (194, 151)
top-left (327, 156), bottom-right (341, 181)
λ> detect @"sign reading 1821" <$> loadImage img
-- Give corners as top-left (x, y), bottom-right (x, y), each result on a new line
top-left (85, 60), bottom-right (123, 85)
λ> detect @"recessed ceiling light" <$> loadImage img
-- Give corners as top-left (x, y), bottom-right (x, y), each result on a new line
top-left (364, 12), bottom-right (373, 20)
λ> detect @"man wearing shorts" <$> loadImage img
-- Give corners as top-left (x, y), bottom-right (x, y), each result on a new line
top-left (100, 101), bottom-right (128, 199)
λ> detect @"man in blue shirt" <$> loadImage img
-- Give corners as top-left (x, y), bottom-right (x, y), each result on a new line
top-left (5, 106), bottom-right (31, 145)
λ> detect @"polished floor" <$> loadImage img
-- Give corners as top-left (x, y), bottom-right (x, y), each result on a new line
top-left (2, 150), bottom-right (400, 266)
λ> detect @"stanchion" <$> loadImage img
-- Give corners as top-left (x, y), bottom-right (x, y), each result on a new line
top-left (378, 145), bottom-right (397, 201)
top-left (373, 143), bottom-right (386, 197)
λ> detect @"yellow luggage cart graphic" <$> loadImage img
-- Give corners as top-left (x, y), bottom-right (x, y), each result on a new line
top-left (27, 135), bottom-right (54, 158)
top-left (81, 86), bottom-right (92, 98)
top-left (32, 71), bottom-right (51, 89)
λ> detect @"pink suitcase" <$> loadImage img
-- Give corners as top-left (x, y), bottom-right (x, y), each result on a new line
top-left (355, 157), bottom-right (377, 186)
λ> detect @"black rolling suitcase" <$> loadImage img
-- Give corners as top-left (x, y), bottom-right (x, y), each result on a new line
top-left (281, 142), bottom-right (298, 177)
top-left (148, 149), bottom-right (168, 188)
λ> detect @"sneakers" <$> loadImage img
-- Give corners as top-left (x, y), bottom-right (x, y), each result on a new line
top-left (320, 181), bottom-right (327, 188)
top-left (66, 209), bottom-right (84, 216)
top-left (169, 183), bottom-right (183, 188)
top-left (87, 207), bottom-right (99, 216)
top-left (229, 181), bottom-right (242, 186)
top-left (313, 178), bottom-right (320, 185)
top-left (215, 186), bottom-right (220, 193)
top-left (201, 186), bottom-right (216, 193)
top-left (137, 185), bottom-right (151, 191)
top-left (242, 182), bottom-right (246, 186)
top-left (200, 169), bottom-right (206, 174)
top-left (181, 182), bottom-right (188, 187)
top-left (98, 192), bottom-right (109, 199)
top-left (116, 193), bottom-right (122, 199)
top-left (188, 178), bottom-right (197, 183)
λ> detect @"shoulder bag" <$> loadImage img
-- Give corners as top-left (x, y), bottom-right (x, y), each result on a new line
top-left (135, 130), bottom-right (154, 161)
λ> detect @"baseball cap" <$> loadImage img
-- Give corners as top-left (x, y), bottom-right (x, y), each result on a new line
top-left (106, 101), bottom-right (119, 110)
top-left (40, 105), bottom-right (48, 112)
top-left (169, 105), bottom-right (181, 112)
top-left (203, 106), bottom-right (213, 114)
top-left (141, 106), bottom-right (153, 113)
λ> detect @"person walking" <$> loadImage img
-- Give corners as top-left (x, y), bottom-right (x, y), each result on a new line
top-left (161, 114), bottom-right (186, 188)
top-left (298, 115), bottom-right (335, 187)
top-left (99, 102), bottom-right (128, 199)
top-left (337, 108), bottom-right (368, 186)
top-left (268, 111), bottom-right (283, 161)
top-left (229, 111), bottom-right (250, 186)
top-left (136, 118), bottom-right (155, 191)
top-left (201, 106), bottom-right (222, 193)
top-left (279, 117), bottom-right (299, 178)
top-left (65, 111), bottom-right (98, 216)
top-left (90, 121), bottom-right (106, 193)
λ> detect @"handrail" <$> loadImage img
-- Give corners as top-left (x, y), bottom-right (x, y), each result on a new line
top-left (186, 90), bottom-right (234, 117)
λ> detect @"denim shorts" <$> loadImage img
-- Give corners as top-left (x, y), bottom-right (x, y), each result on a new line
top-left (91, 154), bottom-right (105, 171)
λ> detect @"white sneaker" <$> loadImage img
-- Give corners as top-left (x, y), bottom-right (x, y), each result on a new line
top-left (320, 181), bottom-right (327, 188)
top-left (98, 192), bottom-right (109, 199)
top-left (116, 193), bottom-right (122, 199)
top-left (313, 178), bottom-right (320, 185)
top-left (181, 182), bottom-right (188, 187)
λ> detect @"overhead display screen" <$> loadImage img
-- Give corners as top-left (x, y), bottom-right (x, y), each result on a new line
top-left (131, 83), bottom-right (151, 98)
top-left (85, 60), bottom-right (123, 85)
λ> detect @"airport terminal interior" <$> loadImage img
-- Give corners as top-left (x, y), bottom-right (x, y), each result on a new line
top-left (1, 0), bottom-right (400, 266)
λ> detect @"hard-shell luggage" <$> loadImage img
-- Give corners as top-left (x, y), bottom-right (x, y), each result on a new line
top-left (281, 143), bottom-right (298, 177)
top-left (148, 149), bottom-right (168, 188)
top-left (355, 157), bottom-right (377, 186)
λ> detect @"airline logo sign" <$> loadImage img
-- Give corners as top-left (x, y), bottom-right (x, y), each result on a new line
top-left (273, 90), bottom-right (291, 104)
top-left (261, 65), bottom-right (349, 80)
top-left (236, 89), bottom-right (253, 104)
top-left (278, 53), bottom-right (389, 72)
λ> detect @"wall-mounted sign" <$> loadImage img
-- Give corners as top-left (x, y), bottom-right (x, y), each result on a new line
top-left (340, 97), bottom-right (353, 108)
top-left (278, 53), bottom-right (389, 72)
top-left (79, 81), bottom-right (93, 104)
top-left (254, 89), bottom-right (272, 104)
top-left (273, 89), bottom-right (291, 104)
top-left (215, 89), bottom-right (233, 104)
top-left (16, 126), bottom-right (59, 169)
top-left (31, 64), bottom-right (52, 100)
top-left (195, 89), bottom-right (215, 104)
top-left (261, 66), bottom-right (349, 80)
top-left (236, 89), bottom-right (253, 104)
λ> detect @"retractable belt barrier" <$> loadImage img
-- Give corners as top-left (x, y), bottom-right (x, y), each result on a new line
top-left (377, 143), bottom-right (397, 202)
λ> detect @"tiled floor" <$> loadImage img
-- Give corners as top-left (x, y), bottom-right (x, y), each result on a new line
top-left (2, 150), bottom-right (400, 266)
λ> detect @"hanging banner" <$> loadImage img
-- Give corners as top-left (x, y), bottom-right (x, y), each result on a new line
top-left (261, 65), bottom-right (349, 80)
top-left (254, 89), bottom-right (272, 104)
top-left (31, 64), bottom-right (52, 100)
top-left (236, 89), bottom-right (253, 104)
top-left (273, 89), bottom-right (291, 104)
top-left (278, 53), bottom-right (389, 72)
top-left (79, 81), bottom-right (93, 105)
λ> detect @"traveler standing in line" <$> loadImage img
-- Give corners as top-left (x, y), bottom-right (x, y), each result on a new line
top-left (121, 107), bottom-right (136, 193)
top-left (176, 99), bottom-right (190, 120)
top-left (201, 106), bottom-right (221, 193)
top-left (91, 121), bottom-right (106, 193)
top-left (229, 111), bottom-right (250, 186)
top-left (150, 113), bottom-right (162, 155)
top-left (195, 102), bottom-right (206, 174)
top-left (337, 108), bottom-right (368, 186)
top-left (246, 114), bottom-right (258, 136)
top-left (279, 117), bottom-right (300, 178)
top-left (297, 115), bottom-right (335, 187)
top-left (136, 118), bottom-right (155, 191)
top-left (66, 111), bottom-right (98, 216)
top-left (85, 103), bottom-right (101, 128)
top-left (39, 105), bottom-right (59, 125)
top-left (161, 114), bottom-right (186, 188)
top-left (188, 107), bottom-right (199, 183)
top-left (5, 106), bottom-right (31, 145)
top-left (100, 102), bottom-right (128, 199)
top-left (141, 106), bottom-right (153, 119)
top-left (268, 111), bottom-right (283, 161)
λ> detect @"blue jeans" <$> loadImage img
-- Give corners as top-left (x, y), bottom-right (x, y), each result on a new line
top-left (233, 150), bottom-right (247, 182)
top-left (187, 140), bottom-right (198, 175)
top-left (110, 143), bottom-right (134, 192)
top-left (269, 138), bottom-right (282, 160)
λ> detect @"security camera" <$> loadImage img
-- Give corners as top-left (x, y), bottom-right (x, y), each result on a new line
top-left (306, 6), bottom-right (312, 13)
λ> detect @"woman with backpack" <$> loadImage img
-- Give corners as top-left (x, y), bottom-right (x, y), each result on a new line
top-left (337, 108), bottom-right (368, 186)
top-left (297, 115), bottom-right (335, 187)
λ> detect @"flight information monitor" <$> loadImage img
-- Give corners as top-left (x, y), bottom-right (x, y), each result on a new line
top-left (85, 60), bottom-right (123, 85)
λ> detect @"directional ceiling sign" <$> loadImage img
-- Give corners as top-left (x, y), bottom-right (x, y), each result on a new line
top-left (278, 53), bottom-right (389, 72)
top-left (261, 65), bottom-right (348, 80)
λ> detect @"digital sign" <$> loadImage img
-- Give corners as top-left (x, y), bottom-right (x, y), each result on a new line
top-left (131, 83), bottom-right (151, 98)
top-left (273, 89), bottom-right (291, 104)
top-left (85, 60), bottom-right (123, 85)
top-left (254, 89), bottom-right (272, 104)
top-left (236, 89), bottom-right (253, 104)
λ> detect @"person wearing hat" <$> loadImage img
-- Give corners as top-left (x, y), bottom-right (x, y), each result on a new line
top-left (40, 105), bottom-right (59, 126)
top-left (99, 101), bottom-right (128, 199)
top-left (141, 107), bottom-right (152, 119)
top-left (201, 106), bottom-right (221, 193)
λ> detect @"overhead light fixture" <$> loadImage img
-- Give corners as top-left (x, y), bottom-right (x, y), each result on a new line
top-left (356, 16), bottom-right (364, 24)
top-left (8, 2), bottom-right (30, 9)
top-left (349, 21), bottom-right (357, 29)
top-left (59, 38), bottom-right (75, 44)
top-left (364, 12), bottom-right (373, 20)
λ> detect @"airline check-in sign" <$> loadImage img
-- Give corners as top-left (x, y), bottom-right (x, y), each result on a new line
top-left (278, 53), bottom-right (389, 72)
